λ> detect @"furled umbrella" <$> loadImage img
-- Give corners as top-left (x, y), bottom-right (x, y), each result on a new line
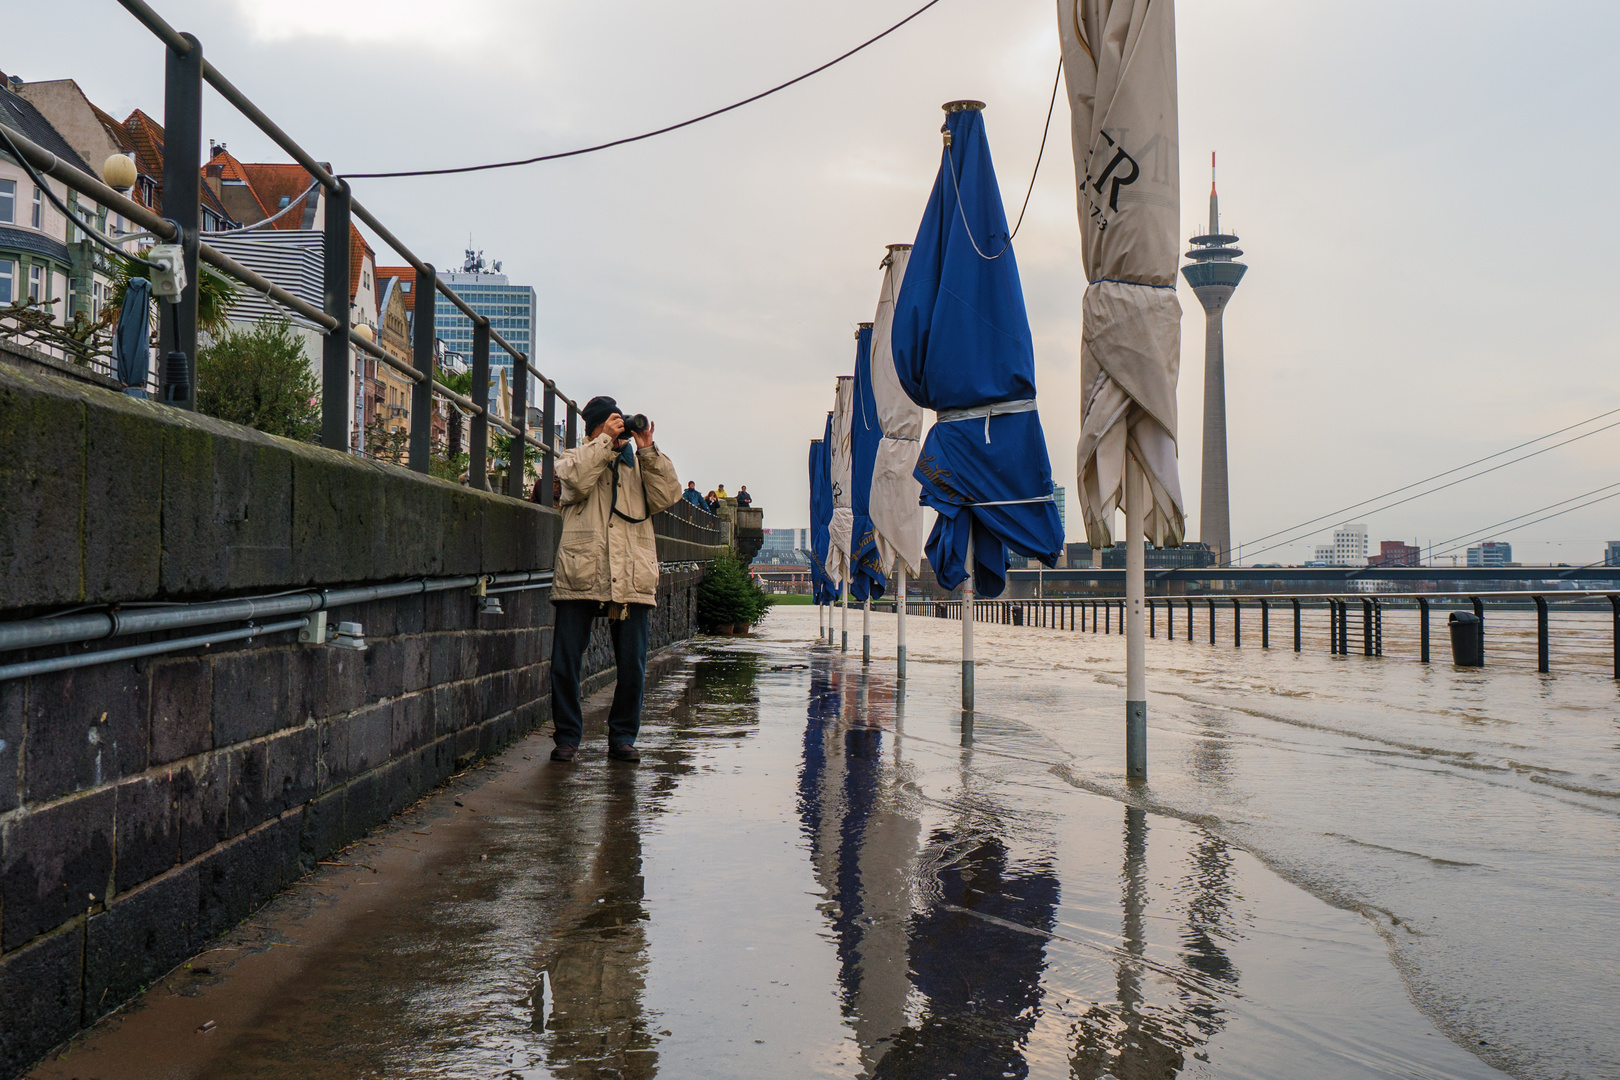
top-left (114, 276), bottom-right (153, 397)
top-left (848, 322), bottom-right (889, 663)
top-left (867, 243), bottom-right (927, 679)
top-left (1059, 0), bottom-right (1183, 780)
top-left (827, 374), bottom-right (857, 651)
top-left (809, 429), bottom-right (838, 642)
top-left (893, 101), bottom-right (1065, 708)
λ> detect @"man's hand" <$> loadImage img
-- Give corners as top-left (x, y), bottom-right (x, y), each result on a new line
top-left (601, 413), bottom-right (625, 447)
top-left (632, 419), bottom-right (655, 450)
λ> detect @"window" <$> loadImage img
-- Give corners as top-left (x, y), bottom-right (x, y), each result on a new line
top-left (28, 265), bottom-right (43, 303)
top-left (0, 260), bottom-right (13, 304)
top-left (278, 195), bottom-right (290, 209)
top-left (31, 186), bottom-right (43, 229)
top-left (0, 179), bottom-right (13, 223)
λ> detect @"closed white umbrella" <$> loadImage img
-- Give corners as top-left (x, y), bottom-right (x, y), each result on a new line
top-left (1060, 0), bottom-right (1183, 779)
top-left (867, 243), bottom-right (926, 677)
top-left (828, 374), bottom-right (856, 651)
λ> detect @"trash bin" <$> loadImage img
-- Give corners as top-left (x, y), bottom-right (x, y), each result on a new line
top-left (1012, 606), bottom-right (1024, 626)
top-left (1448, 611), bottom-right (1483, 667)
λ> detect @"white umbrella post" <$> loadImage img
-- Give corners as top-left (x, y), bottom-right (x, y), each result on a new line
top-left (818, 601), bottom-right (826, 643)
top-left (1125, 456), bottom-right (1147, 780)
top-left (841, 580), bottom-right (849, 653)
top-left (862, 596), bottom-right (871, 665)
top-left (896, 570), bottom-right (908, 679)
top-left (962, 532), bottom-right (975, 710)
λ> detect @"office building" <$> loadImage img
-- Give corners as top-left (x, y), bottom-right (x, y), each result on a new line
top-left (1370, 540), bottom-right (1420, 567)
top-left (435, 250), bottom-right (535, 378)
top-left (1607, 541), bottom-right (1620, 568)
top-left (1467, 541), bottom-right (1512, 568)
top-left (754, 528), bottom-right (809, 566)
top-left (1311, 524), bottom-right (1368, 566)
top-left (1054, 485), bottom-right (1067, 537)
top-left (1101, 541), bottom-right (1215, 570)
top-left (1181, 155), bottom-right (1248, 566)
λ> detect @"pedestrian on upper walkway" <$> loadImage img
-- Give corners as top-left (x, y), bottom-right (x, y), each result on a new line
top-left (549, 396), bottom-right (682, 763)
top-left (705, 490), bottom-right (720, 516)
top-left (681, 480), bottom-right (707, 510)
top-left (715, 484), bottom-right (729, 500)
top-left (735, 485), bottom-right (752, 508)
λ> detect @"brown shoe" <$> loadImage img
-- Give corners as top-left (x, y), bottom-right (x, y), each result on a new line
top-left (550, 744), bottom-right (578, 762)
top-left (608, 743), bottom-right (640, 763)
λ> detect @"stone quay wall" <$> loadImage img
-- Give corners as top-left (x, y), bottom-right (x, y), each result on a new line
top-left (0, 364), bottom-right (705, 1075)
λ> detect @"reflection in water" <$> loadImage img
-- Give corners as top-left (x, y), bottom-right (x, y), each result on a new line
top-left (800, 655), bottom-right (1061, 1078)
top-left (798, 653), bottom-right (1252, 1080)
top-left (532, 766), bottom-right (659, 1078)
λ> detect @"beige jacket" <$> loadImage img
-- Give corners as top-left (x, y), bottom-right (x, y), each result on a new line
top-left (551, 434), bottom-right (682, 606)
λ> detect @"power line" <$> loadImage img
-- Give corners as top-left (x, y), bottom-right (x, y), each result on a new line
top-left (1236, 412), bottom-right (1620, 563)
top-left (1432, 488), bottom-right (1620, 557)
top-left (343, 0), bottom-right (949, 180)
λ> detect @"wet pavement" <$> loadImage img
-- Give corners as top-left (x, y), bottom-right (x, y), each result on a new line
top-left (36, 607), bottom-right (1584, 1079)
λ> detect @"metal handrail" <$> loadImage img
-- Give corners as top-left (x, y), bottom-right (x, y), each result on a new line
top-left (108, 0), bottom-right (579, 415)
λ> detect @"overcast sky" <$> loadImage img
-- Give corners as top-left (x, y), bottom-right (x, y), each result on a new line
top-left (13, 0), bottom-right (1620, 564)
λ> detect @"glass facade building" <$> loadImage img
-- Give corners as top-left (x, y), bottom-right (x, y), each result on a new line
top-left (435, 270), bottom-right (537, 377)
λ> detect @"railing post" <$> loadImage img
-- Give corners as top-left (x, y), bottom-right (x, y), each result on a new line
top-left (1167, 598), bottom-right (1173, 639)
top-left (1233, 598), bottom-right (1241, 647)
top-left (1186, 599), bottom-right (1193, 642)
top-left (158, 32), bottom-right (203, 408)
top-left (1418, 597), bottom-right (1430, 663)
top-left (1375, 599), bottom-right (1383, 656)
top-left (1610, 595), bottom-right (1619, 679)
top-left (1362, 597), bottom-right (1373, 657)
top-left (1535, 595), bottom-right (1549, 674)
top-left (409, 264), bottom-right (435, 473)
top-left (469, 320), bottom-right (489, 490)
top-left (508, 359), bottom-right (529, 499)
top-left (540, 381), bottom-right (556, 507)
top-left (1149, 598), bottom-right (1155, 639)
top-left (320, 178), bottom-right (352, 451)
top-left (1292, 598), bottom-right (1301, 652)
top-left (1260, 598), bottom-right (1269, 648)
top-left (566, 399), bottom-right (578, 449)
top-left (1105, 601), bottom-right (1111, 634)
top-left (1471, 596), bottom-right (1485, 664)
top-left (1207, 598), bottom-right (1215, 645)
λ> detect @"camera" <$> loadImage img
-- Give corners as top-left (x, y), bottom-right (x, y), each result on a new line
top-left (618, 412), bottom-right (650, 435)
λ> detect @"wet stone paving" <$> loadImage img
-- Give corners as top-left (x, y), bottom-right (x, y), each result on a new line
top-left (36, 604), bottom-right (1607, 1079)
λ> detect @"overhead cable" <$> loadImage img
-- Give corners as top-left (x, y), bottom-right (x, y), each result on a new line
top-left (1428, 484), bottom-right (1620, 560)
top-left (342, 0), bottom-right (949, 179)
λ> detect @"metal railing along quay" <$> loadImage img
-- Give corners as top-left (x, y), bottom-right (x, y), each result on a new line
top-left (874, 590), bottom-right (1620, 677)
top-left (2, 0), bottom-right (588, 505)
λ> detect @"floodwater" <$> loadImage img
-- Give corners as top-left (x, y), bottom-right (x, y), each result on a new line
top-left (37, 603), bottom-right (1614, 1079)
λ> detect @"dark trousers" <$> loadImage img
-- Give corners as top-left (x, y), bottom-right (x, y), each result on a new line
top-left (550, 600), bottom-right (651, 747)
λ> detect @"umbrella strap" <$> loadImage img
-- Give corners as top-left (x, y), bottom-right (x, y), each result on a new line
top-left (964, 495), bottom-right (1055, 507)
top-left (935, 398), bottom-right (1036, 442)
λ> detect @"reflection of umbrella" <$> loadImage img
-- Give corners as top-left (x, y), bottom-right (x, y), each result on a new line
top-left (1059, 0), bottom-right (1183, 779)
top-left (893, 103), bottom-right (1064, 600)
top-left (114, 277), bottom-right (153, 397)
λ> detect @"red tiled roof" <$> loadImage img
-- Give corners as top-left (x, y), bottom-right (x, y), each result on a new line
top-left (375, 266), bottom-right (416, 311)
top-left (122, 109), bottom-right (164, 182)
top-left (202, 145), bottom-right (271, 222)
top-left (90, 103), bottom-right (135, 155)
top-left (350, 224), bottom-right (375, 302)
top-left (239, 163), bottom-right (317, 230)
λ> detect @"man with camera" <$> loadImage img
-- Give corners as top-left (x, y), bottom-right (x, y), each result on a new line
top-left (549, 396), bottom-right (683, 763)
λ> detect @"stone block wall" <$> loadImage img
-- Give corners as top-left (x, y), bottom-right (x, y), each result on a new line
top-left (0, 363), bottom-right (704, 1075)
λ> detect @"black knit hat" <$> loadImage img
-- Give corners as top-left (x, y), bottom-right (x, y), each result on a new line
top-left (582, 395), bottom-right (620, 433)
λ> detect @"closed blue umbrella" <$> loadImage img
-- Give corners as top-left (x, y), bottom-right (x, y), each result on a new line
top-left (893, 102), bottom-right (1064, 600)
top-left (848, 322), bottom-right (887, 606)
top-left (809, 433), bottom-right (837, 607)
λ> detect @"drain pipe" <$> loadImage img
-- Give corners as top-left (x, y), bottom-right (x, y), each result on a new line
top-left (0, 570), bottom-right (552, 657)
top-left (0, 617), bottom-right (313, 683)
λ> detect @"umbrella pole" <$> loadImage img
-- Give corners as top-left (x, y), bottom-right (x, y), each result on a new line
top-left (897, 571), bottom-right (907, 679)
top-left (862, 596), bottom-right (871, 665)
top-left (1126, 456), bottom-right (1147, 780)
top-left (841, 580), bottom-right (849, 653)
top-left (962, 531), bottom-right (975, 711)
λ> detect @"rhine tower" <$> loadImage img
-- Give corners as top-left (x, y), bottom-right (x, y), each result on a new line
top-left (1181, 154), bottom-right (1247, 566)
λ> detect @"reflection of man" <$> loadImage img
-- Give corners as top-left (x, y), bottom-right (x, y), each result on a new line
top-left (549, 396), bottom-right (681, 763)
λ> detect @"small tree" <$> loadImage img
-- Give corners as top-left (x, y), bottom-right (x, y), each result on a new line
top-left (195, 318), bottom-right (320, 441)
top-left (697, 552), bottom-right (771, 631)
